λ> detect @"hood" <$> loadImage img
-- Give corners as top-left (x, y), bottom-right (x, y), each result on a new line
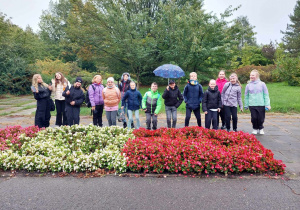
top-left (249, 79), bottom-right (261, 84)
top-left (121, 72), bottom-right (131, 81)
top-left (208, 85), bottom-right (218, 92)
top-left (130, 87), bottom-right (137, 91)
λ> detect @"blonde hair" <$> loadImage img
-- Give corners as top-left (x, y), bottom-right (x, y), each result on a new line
top-left (32, 74), bottom-right (48, 92)
top-left (230, 73), bottom-right (242, 88)
top-left (190, 72), bottom-right (197, 77)
top-left (92, 75), bottom-right (102, 84)
top-left (250, 69), bottom-right (260, 79)
top-left (218, 70), bottom-right (228, 80)
top-left (209, 79), bottom-right (216, 84)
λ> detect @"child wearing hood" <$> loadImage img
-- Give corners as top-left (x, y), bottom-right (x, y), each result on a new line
top-left (62, 77), bottom-right (85, 126)
top-left (216, 70), bottom-right (228, 129)
top-left (244, 70), bottom-right (271, 135)
top-left (119, 72), bottom-right (131, 128)
top-left (121, 81), bottom-right (142, 129)
top-left (183, 72), bottom-right (204, 127)
top-left (142, 82), bottom-right (162, 130)
top-left (103, 77), bottom-right (121, 126)
top-left (202, 79), bottom-right (222, 130)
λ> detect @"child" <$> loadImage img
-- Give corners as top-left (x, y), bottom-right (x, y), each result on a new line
top-left (202, 79), bottom-right (222, 130)
top-left (121, 81), bottom-right (142, 129)
top-left (51, 72), bottom-right (70, 126)
top-left (216, 70), bottom-right (228, 129)
top-left (62, 77), bottom-right (85, 126)
top-left (31, 74), bottom-right (52, 128)
top-left (221, 73), bottom-right (243, 132)
top-left (244, 70), bottom-right (271, 135)
top-left (102, 77), bottom-right (121, 126)
top-left (88, 75), bottom-right (104, 127)
top-left (183, 72), bottom-right (204, 127)
top-left (118, 72), bottom-right (131, 128)
top-left (142, 82), bottom-right (162, 130)
top-left (162, 80), bottom-right (183, 128)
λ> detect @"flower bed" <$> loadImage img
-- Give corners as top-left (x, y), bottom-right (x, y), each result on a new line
top-left (123, 127), bottom-right (286, 175)
top-left (0, 125), bottom-right (41, 151)
top-left (0, 125), bottom-right (134, 173)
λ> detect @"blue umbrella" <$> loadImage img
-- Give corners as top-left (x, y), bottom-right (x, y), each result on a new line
top-left (153, 64), bottom-right (185, 84)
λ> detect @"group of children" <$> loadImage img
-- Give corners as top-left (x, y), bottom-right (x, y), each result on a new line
top-left (31, 69), bottom-right (271, 135)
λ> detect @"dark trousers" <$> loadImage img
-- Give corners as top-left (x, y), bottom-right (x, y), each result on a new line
top-left (249, 106), bottom-right (265, 130)
top-left (35, 98), bottom-right (51, 128)
top-left (55, 100), bottom-right (67, 126)
top-left (205, 110), bottom-right (218, 130)
top-left (217, 107), bottom-right (226, 127)
top-left (93, 104), bottom-right (104, 126)
top-left (224, 106), bottom-right (238, 130)
top-left (185, 107), bottom-right (201, 127)
top-left (65, 104), bottom-right (80, 126)
top-left (146, 113), bottom-right (158, 130)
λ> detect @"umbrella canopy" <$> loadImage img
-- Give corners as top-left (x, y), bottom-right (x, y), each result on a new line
top-left (153, 64), bottom-right (185, 79)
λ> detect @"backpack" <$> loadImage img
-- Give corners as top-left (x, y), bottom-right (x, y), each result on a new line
top-left (85, 85), bottom-right (96, 108)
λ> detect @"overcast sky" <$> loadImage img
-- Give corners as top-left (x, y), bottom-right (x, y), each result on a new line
top-left (0, 0), bottom-right (297, 45)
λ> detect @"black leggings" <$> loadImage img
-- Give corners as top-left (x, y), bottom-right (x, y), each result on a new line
top-left (93, 104), bottom-right (104, 126)
top-left (55, 100), bottom-right (67, 126)
top-left (185, 107), bottom-right (201, 127)
top-left (249, 106), bottom-right (265, 130)
top-left (224, 106), bottom-right (238, 130)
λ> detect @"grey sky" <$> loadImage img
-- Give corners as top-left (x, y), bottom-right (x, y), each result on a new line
top-left (0, 0), bottom-right (297, 45)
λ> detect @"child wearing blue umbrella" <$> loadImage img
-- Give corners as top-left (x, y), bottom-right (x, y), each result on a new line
top-left (183, 72), bottom-right (204, 127)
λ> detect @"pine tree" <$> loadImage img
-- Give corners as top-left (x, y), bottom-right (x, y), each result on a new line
top-left (282, 0), bottom-right (300, 56)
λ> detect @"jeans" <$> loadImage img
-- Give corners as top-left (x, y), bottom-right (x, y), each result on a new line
top-left (122, 102), bottom-right (129, 123)
top-left (165, 106), bottom-right (177, 128)
top-left (93, 104), bottom-right (104, 127)
top-left (106, 110), bottom-right (118, 126)
top-left (127, 110), bottom-right (140, 129)
top-left (205, 110), bottom-right (218, 130)
top-left (224, 106), bottom-right (238, 130)
top-left (249, 106), bottom-right (265, 130)
top-left (55, 100), bottom-right (67, 126)
top-left (185, 107), bottom-right (201, 127)
top-left (146, 113), bottom-right (158, 130)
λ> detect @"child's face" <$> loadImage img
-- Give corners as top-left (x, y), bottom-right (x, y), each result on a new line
top-left (37, 76), bottom-right (43, 84)
top-left (169, 83), bottom-right (175, 89)
top-left (107, 80), bottom-right (114, 86)
top-left (55, 73), bottom-right (61, 80)
top-left (95, 76), bottom-right (102, 84)
top-left (250, 72), bottom-right (257, 81)
top-left (230, 75), bottom-right (237, 84)
top-left (123, 75), bottom-right (128, 81)
top-left (190, 73), bottom-right (197, 80)
top-left (209, 81), bottom-right (216, 90)
top-left (151, 84), bottom-right (158, 92)
top-left (218, 71), bottom-right (225, 79)
top-left (75, 82), bottom-right (81, 87)
top-left (130, 83), bottom-right (136, 89)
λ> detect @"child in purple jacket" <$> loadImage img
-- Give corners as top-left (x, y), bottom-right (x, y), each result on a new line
top-left (88, 75), bottom-right (105, 126)
top-left (221, 73), bottom-right (243, 132)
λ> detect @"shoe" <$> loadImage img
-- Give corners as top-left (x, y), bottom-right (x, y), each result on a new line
top-left (131, 122), bottom-right (135, 128)
top-left (221, 125), bottom-right (226, 130)
top-left (123, 122), bottom-right (127, 128)
top-left (259, 129), bottom-right (264, 135)
top-left (252, 129), bottom-right (258, 135)
top-left (227, 129), bottom-right (230, 132)
top-left (233, 129), bottom-right (237, 132)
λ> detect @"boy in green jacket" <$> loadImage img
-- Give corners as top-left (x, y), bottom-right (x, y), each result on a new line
top-left (142, 82), bottom-right (162, 130)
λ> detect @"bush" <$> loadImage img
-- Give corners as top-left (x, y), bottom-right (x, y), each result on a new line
top-left (123, 127), bottom-right (286, 175)
top-left (275, 56), bottom-right (300, 86)
top-left (232, 65), bottom-right (276, 83)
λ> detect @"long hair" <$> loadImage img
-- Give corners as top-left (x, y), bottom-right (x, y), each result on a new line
top-left (251, 69), bottom-right (260, 79)
top-left (54, 72), bottom-right (67, 88)
top-left (32, 74), bottom-right (48, 92)
top-left (92, 75), bottom-right (102, 84)
top-left (218, 70), bottom-right (228, 80)
top-left (230, 73), bottom-right (242, 88)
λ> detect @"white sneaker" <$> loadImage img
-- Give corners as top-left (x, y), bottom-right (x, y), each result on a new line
top-left (252, 129), bottom-right (258, 135)
top-left (259, 129), bottom-right (264, 135)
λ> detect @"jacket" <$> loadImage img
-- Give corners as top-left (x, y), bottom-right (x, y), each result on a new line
top-left (183, 80), bottom-right (204, 110)
top-left (51, 79), bottom-right (70, 100)
top-left (33, 84), bottom-right (51, 100)
top-left (102, 86), bottom-right (121, 107)
top-left (119, 73), bottom-right (131, 98)
top-left (162, 85), bottom-right (183, 108)
top-left (221, 82), bottom-right (243, 108)
top-left (202, 86), bottom-right (222, 112)
top-left (142, 89), bottom-right (162, 114)
top-left (88, 83), bottom-right (104, 106)
top-left (122, 88), bottom-right (142, 110)
top-left (216, 78), bottom-right (228, 94)
top-left (62, 86), bottom-right (85, 107)
top-left (244, 80), bottom-right (270, 107)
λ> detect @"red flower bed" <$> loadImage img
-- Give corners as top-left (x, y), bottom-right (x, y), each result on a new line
top-left (122, 127), bottom-right (286, 175)
top-left (0, 125), bottom-right (41, 151)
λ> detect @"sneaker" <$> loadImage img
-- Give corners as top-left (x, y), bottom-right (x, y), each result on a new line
top-left (227, 129), bottom-right (230, 132)
top-left (252, 129), bottom-right (258, 135)
top-left (123, 122), bottom-right (127, 128)
top-left (233, 129), bottom-right (237, 132)
top-left (221, 125), bottom-right (226, 130)
top-left (259, 129), bottom-right (264, 135)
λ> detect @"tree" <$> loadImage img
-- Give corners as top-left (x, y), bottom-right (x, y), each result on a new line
top-left (282, 0), bottom-right (300, 56)
top-left (262, 41), bottom-right (276, 63)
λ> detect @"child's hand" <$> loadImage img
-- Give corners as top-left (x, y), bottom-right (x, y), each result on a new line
top-left (66, 90), bottom-right (70, 95)
top-left (204, 111), bottom-right (208, 114)
top-left (70, 101), bottom-right (75, 105)
top-left (92, 106), bottom-right (95, 111)
top-left (154, 113), bottom-right (158, 116)
top-left (143, 109), bottom-right (147, 112)
top-left (166, 86), bottom-right (169, 91)
top-left (48, 85), bottom-right (52, 91)
top-left (217, 108), bottom-right (221, 112)
top-left (240, 108), bottom-right (243, 112)
top-left (121, 106), bottom-right (124, 109)
top-left (266, 106), bottom-right (271, 110)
